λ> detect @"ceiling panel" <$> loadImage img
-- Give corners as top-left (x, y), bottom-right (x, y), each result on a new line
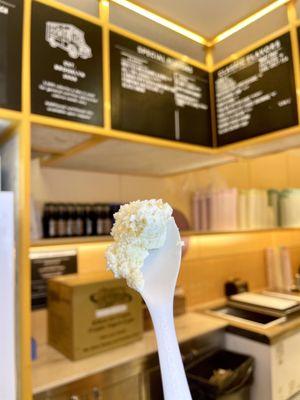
top-left (57, 0), bottom-right (98, 16)
top-left (51, 139), bottom-right (235, 175)
top-left (135, 0), bottom-right (271, 38)
top-left (110, 4), bottom-right (206, 61)
top-left (58, 0), bottom-right (293, 63)
top-left (213, 6), bottom-right (288, 63)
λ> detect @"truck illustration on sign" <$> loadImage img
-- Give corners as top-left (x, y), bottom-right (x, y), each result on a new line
top-left (46, 22), bottom-right (92, 60)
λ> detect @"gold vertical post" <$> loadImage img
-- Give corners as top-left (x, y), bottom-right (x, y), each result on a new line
top-left (18, 124), bottom-right (31, 400)
top-left (99, 0), bottom-right (112, 131)
top-left (287, 0), bottom-right (300, 120)
top-left (19, 0), bottom-right (32, 398)
top-left (205, 46), bottom-right (214, 69)
top-left (205, 46), bottom-right (217, 147)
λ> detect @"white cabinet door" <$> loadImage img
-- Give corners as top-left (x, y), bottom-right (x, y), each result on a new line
top-left (225, 332), bottom-right (272, 400)
top-left (271, 331), bottom-right (300, 400)
top-left (226, 330), bottom-right (300, 400)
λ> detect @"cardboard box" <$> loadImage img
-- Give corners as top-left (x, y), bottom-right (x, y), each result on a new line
top-left (48, 273), bottom-right (143, 360)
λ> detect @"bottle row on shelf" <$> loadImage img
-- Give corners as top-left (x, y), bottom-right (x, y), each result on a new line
top-left (42, 203), bottom-right (121, 239)
top-left (193, 188), bottom-right (300, 232)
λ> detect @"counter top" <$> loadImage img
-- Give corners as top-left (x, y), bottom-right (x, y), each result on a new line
top-left (33, 299), bottom-right (300, 394)
top-left (224, 312), bottom-right (300, 343)
top-left (195, 298), bottom-right (300, 344)
top-left (32, 312), bottom-right (226, 394)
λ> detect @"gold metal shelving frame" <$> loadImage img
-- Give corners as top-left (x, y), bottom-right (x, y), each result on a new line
top-left (1, 0), bottom-right (300, 398)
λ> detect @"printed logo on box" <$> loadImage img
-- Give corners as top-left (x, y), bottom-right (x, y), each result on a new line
top-left (90, 287), bottom-right (132, 309)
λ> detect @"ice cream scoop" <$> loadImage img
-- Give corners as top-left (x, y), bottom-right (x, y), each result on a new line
top-left (106, 199), bottom-right (173, 291)
top-left (105, 200), bottom-right (192, 400)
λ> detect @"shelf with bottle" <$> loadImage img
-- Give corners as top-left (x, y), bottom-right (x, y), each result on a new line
top-left (31, 235), bottom-right (112, 247)
top-left (32, 202), bottom-right (121, 242)
top-left (30, 226), bottom-right (300, 249)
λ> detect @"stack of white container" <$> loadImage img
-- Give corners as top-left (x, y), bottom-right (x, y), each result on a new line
top-left (193, 188), bottom-right (300, 232)
top-left (265, 246), bottom-right (293, 290)
top-left (280, 189), bottom-right (300, 228)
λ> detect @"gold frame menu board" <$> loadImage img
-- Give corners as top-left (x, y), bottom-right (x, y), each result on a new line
top-left (214, 32), bottom-right (299, 146)
top-left (30, 1), bottom-right (104, 126)
top-left (109, 30), bottom-right (212, 147)
top-left (2, 1), bottom-right (300, 150)
top-left (0, 0), bottom-right (23, 111)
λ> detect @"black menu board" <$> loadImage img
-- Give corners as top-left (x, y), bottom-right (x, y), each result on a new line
top-left (31, 250), bottom-right (77, 309)
top-left (31, 2), bottom-right (103, 125)
top-left (110, 31), bottom-right (212, 146)
top-left (214, 33), bottom-right (298, 146)
top-left (0, 0), bottom-right (23, 110)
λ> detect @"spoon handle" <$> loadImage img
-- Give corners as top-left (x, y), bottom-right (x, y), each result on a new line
top-left (147, 302), bottom-right (192, 400)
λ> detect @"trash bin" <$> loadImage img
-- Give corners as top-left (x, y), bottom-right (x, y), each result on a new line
top-left (186, 349), bottom-right (254, 400)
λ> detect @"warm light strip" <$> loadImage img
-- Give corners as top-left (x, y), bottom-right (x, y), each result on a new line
top-left (212, 0), bottom-right (291, 45)
top-left (110, 0), bottom-right (209, 46)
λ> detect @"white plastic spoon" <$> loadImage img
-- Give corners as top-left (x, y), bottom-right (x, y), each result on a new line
top-left (140, 217), bottom-right (192, 400)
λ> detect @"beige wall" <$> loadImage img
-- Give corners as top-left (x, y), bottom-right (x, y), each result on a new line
top-left (31, 159), bottom-right (168, 205)
top-left (179, 229), bottom-right (300, 307)
top-left (165, 148), bottom-right (300, 224)
top-left (31, 227), bottom-right (300, 339)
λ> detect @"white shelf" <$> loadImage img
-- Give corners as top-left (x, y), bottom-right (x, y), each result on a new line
top-left (229, 128), bottom-right (300, 158)
top-left (30, 123), bottom-right (235, 176)
top-left (48, 138), bottom-right (235, 176)
top-left (29, 120), bottom-right (300, 176)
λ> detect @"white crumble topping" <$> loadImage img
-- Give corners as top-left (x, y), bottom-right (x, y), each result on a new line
top-left (105, 199), bottom-right (173, 291)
